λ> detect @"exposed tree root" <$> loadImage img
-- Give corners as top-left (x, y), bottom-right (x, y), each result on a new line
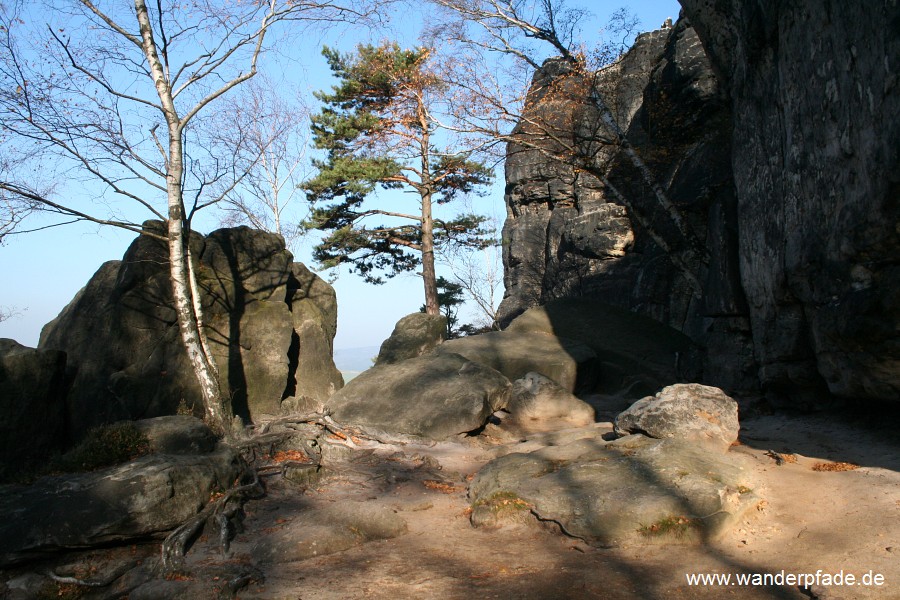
top-left (45, 560), bottom-right (139, 587)
top-left (160, 412), bottom-right (412, 571)
top-left (161, 463), bottom-right (264, 571)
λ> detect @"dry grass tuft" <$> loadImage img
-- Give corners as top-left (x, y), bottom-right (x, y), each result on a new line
top-left (423, 479), bottom-right (459, 494)
top-left (811, 461), bottom-right (859, 472)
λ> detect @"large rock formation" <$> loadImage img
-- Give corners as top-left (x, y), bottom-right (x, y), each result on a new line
top-left (0, 340), bottom-right (68, 477)
top-left (39, 222), bottom-right (343, 440)
top-left (500, 19), bottom-right (753, 394)
top-left (500, 6), bottom-right (899, 404)
top-left (677, 0), bottom-right (900, 403)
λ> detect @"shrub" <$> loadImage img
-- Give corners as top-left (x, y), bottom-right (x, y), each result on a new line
top-left (52, 422), bottom-right (151, 473)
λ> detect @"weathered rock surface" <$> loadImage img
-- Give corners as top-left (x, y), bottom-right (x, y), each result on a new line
top-left (133, 415), bottom-right (218, 455)
top-left (0, 446), bottom-right (242, 567)
top-left (39, 222), bottom-right (342, 440)
top-left (469, 435), bottom-right (758, 547)
top-left (436, 330), bottom-right (597, 393)
top-left (501, 5), bottom-right (899, 405)
top-left (498, 20), bottom-right (753, 395)
top-left (375, 312), bottom-right (447, 366)
top-left (507, 298), bottom-right (700, 397)
top-left (678, 0), bottom-right (900, 404)
top-left (0, 340), bottom-right (68, 477)
top-left (282, 263), bottom-right (344, 413)
top-left (615, 384), bottom-right (739, 450)
top-left (506, 373), bottom-right (595, 429)
top-left (327, 353), bottom-right (510, 441)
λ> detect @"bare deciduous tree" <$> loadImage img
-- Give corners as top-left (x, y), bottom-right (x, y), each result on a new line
top-left (213, 75), bottom-right (311, 251)
top-left (0, 0), bottom-right (372, 436)
top-left (428, 0), bottom-right (707, 295)
top-left (440, 206), bottom-right (503, 330)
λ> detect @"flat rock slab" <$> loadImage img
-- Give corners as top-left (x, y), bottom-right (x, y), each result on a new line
top-left (469, 434), bottom-right (759, 547)
top-left (0, 448), bottom-right (242, 567)
top-left (252, 503), bottom-right (408, 564)
top-left (436, 330), bottom-right (597, 392)
top-left (327, 353), bottom-right (511, 441)
top-left (506, 298), bottom-right (700, 395)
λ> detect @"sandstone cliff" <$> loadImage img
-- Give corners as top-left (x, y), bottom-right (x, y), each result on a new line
top-left (39, 222), bottom-right (343, 440)
top-left (680, 0), bottom-right (899, 403)
top-left (500, 5), bottom-right (899, 404)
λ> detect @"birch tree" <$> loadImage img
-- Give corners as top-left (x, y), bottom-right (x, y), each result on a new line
top-left (0, 0), bottom-right (368, 436)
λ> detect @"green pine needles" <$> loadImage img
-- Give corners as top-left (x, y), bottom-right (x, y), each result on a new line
top-left (301, 42), bottom-right (494, 314)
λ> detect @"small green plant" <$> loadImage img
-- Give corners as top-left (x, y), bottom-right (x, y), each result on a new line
top-left (52, 422), bottom-right (151, 473)
top-left (638, 515), bottom-right (701, 538)
top-left (737, 485), bottom-right (753, 495)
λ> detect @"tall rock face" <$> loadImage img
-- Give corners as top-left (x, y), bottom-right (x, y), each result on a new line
top-left (678, 0), bottom-right (900, 402)
top-left (500, 20), bottom-right (757, 393)
top-left (40, 222), bottom-right (343, 441)
top-left (501, 5), bottom-right (899, 404)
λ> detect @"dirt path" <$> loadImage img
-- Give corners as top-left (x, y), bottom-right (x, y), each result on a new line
top-left (6, 410), bottom-right (896, 600)
top-left (215, 411), bottom-right (898, 600)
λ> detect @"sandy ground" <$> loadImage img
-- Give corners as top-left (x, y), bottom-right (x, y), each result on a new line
top-left (223, 408), bottom-right (899, 600)
top-left (4, 407), bottom-right (898, 600)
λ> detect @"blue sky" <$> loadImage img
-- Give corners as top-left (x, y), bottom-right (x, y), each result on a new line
top-left (0, 0), bottom-right (681, 350)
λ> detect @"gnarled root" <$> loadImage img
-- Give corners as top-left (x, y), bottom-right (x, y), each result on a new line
top-left (161, 463), bottom-right (263, 571)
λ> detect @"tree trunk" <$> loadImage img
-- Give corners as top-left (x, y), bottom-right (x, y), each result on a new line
top-left (167, 187), bottom-right (231, 437)
top-left (135, 0), bottom-right (230, 437)
top-left (420, 189), bottom-right (439, 315)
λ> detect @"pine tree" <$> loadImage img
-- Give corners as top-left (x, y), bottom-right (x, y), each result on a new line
top-left (302, 42), bottom-right (493, 314)
top-left (420, 276), bottom-right (465, 338)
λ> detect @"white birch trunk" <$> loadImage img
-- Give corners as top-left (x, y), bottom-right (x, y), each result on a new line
top-left (134, 0), bottom-right (230, 436)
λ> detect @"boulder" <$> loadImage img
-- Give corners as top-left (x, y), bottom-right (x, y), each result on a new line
top-left (133, 416), bottom-right (218, 455)
top-left (469, 434), bottom-right (758, 546)
top-left (375, 312), bottom-right (447, 366)
top-left (506, 372), bottom-right (595, 429)
top-left (0, 339), bottom-right (68, 478)
top-left (38, 222), bottom-right (342, 440)
top-left (436, 330), bottom-right (597, 393)
top-left (614, 383), bottom-right (740, 450)
top-left (327, 353), bottom-right (510, 441)
top-left (0, 446), bottom-right (242, 567)
top-left (506, 298), bottom-right (699, 396)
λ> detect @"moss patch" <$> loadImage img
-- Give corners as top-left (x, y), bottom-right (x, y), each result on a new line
top-left (638, 515), bottom-right (701, 538)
